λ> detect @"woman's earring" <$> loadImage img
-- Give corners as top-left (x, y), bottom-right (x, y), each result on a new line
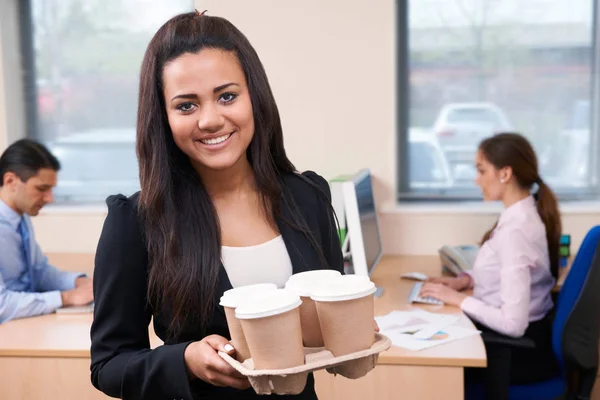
top-left (500, 178), bottom-right (505, 183)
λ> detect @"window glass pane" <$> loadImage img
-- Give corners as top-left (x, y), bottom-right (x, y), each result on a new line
top-left (408, 0), bottom-right (594, 192)
top-left (28, 0), bottom-right (193, 202)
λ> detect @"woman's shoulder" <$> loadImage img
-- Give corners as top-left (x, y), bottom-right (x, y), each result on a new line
top-left (103, 191), bottom-right (143, 231)
top-left (498, 209), bottom-right (546, 240)
top-left (106, 191), bottom-right (141, 210)
top-left (281, 170), bottom-right (331, 203)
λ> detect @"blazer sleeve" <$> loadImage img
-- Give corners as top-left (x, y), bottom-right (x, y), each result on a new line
top-left (302, 171), bottom-right (344, 274)
top-left (90, 194), bottom-right (195, 400)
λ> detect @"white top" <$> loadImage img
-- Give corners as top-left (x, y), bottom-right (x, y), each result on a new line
top-left (461, 196), bottom-right (555, 338)
top-left (221, 235), bottom-right (293, 288)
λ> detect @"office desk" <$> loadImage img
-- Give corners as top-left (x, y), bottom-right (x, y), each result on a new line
top-left (0, 253), bottom-right (146, 400)
top-left (0, 254), bottom-right (486, 400)
top-left (0, 313), bottom-right (107, 399)
top-left (314, 255), bottom-right (486, 400)
top-left (0, 314), bottom-right (163, 399)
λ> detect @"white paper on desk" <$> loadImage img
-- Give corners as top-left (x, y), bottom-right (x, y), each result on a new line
top-left (382, 324), bottom-right (481, 351)
top-left (376, 310), bottom-right (479, 351)
top-left (375, 310), bottom-right (453, 334)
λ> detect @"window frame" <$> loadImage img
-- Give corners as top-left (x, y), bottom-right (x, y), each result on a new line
top-left (0, 0), bottom-right (28, 147)
top-left (12, 0), bottom-right (193, 204)
top-left (396, 0), bottom-right (600, 202)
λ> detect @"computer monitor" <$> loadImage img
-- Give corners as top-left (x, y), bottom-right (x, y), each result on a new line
top-left (341, 169), bottom-right (383, 280)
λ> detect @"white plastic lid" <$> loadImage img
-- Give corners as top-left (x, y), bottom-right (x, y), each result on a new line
top-left (287, 270), bottom-right (342, 282)
top-left (235, 289), bottom-right (302, 319)
top-left (284, 270), bottom-right (342, 297)
top-left (310, 275), bottom-right (377, 302)
top-left (333, 274), bottom-right (371, 284)
top-left (219, 283), bottom-right (278, 308)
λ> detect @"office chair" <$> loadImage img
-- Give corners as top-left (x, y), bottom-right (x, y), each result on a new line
top-left (466, 225), bottom-right (600, 400)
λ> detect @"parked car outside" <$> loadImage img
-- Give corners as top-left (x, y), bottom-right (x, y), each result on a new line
top-left (408, 128), bottom-right (453, 189)
top-left (432, 102), bottom-right (513, 165)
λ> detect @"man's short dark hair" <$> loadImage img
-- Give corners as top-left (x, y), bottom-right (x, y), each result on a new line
top-left (0, 139), bottom-right (61, 186)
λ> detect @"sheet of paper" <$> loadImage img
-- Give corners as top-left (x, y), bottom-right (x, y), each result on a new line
top-left (383, 325), bottom-right (481, 351)
top-left (376, 310), bottom-right (480, 351)
top-left (376, 309), bottom-right (452, 333)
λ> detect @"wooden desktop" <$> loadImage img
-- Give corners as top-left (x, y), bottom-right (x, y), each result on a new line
top-left (1, 253), bottom-right (593, 400)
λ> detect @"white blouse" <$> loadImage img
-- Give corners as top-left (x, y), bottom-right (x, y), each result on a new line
top-left (461, 196), bottom-right (556, 337)
top-left (221, 235), bottom-right (293, 288)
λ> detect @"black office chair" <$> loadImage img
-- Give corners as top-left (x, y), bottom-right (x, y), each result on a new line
top-left (466, 228), bottom-right (600, 400)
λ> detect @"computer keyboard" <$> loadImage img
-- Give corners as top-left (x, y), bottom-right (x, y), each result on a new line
top-left (408, 282), bottom-right (444, 305)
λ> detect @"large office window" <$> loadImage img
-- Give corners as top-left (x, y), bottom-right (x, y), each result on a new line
top-left (19, 0), bottom-right (193, 202)
top-left (400, 0), bottom-right (599, 199)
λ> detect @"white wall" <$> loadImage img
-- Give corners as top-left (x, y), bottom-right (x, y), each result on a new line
top-left (198, 0), bottom-right (398, 206)
top-left (2, 0), bottom-right (600, 255)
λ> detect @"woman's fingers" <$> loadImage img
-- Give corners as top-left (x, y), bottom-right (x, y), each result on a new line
top-left (201, 341), bottom-right (246, 379)
top-left (206, 369), bottom-right (251, 390)
top-left (185, 335), bottom-right (251, 388)
top-left (200, 335), bottom-right (249, 381)
top-left (203, 334), bottom-right (234, 353)
top-left (420, 283), bottom-right (441, 297)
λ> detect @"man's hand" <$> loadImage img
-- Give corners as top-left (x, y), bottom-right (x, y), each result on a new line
top-left (75, 276), bottom-right (92, 288)
top-left (61, 277), bottom-right (93, 307)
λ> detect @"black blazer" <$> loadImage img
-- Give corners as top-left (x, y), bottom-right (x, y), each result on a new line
top-left (90, 171), bottom-right (343, 400)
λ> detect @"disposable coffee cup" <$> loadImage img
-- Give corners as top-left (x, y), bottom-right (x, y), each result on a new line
top-left (285, 270), bottom-right (341, 347)
top-left (311, 276), bottom-right (377, 356)
top-left (219, 283), bottom-right (277, 361)
top-left (235, 289), bottom-right (304, 369)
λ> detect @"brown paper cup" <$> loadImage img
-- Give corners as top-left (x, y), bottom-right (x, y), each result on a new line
top-left (315, 294), bottom-right (375, 356)
top-left (219, 283), bottom-right (278, 362)
top-left (224, 306), bottom-right (251, 362)
top-left (239, 307), bottom-right (305, 370)
top-left (285, 270), bottom-right (342, 348)
top-left (299, 296), bottom-right (325, 347)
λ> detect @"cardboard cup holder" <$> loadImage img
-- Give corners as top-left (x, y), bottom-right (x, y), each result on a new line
top-left (219, 332), bottom-right (391, 395)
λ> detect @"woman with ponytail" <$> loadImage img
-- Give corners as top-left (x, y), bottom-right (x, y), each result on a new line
top-left (420, 133), bottom-right (561, 398)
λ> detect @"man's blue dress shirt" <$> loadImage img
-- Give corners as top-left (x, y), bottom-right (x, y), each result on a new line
top-left (0, 199), bottom-right (82, 323)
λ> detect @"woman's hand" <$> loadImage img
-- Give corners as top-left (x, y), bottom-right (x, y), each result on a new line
top-left (184, 335), bottom-right (250, 390)
top-left (419, 283), bottom-right (468, 307)
top-left (427, 275), bottom-right (471, 291)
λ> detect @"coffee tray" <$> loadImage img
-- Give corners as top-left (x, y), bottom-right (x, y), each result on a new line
top-left (218, 332), bottom-right (391, 395)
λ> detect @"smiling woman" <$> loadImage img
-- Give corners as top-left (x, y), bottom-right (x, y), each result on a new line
top-left (90, 12), bottom-right (346, 400)
top-left (164, 50), bottom-right (255, 172)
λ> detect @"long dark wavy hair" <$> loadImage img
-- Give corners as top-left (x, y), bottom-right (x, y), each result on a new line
top-left (479, 133), bottom-right (562, 279)
top-left (136, 12), bottom-right (331, 337)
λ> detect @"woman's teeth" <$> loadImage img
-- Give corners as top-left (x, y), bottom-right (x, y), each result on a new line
top-left (200, 133), bottom-right (232, 145)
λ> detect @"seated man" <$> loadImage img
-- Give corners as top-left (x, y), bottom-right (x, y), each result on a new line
top-left (0, 139), bottom-right (93, 323)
